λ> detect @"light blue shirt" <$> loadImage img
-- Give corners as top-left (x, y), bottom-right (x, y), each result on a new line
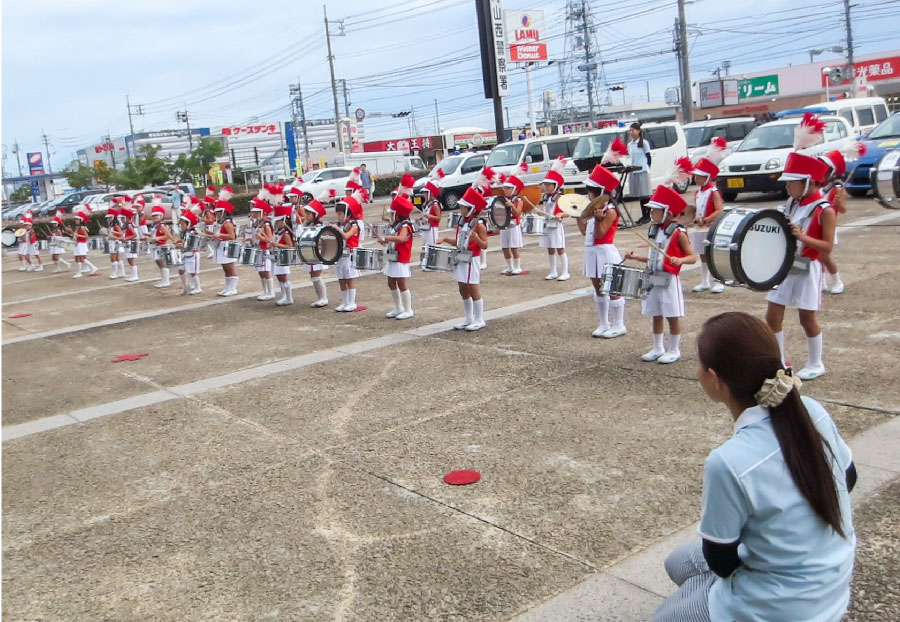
top-left (700, 396), bottom-right (855, 622)
top-left (627, 138), bottom-right (651, 173)
top-left (360, 170), bottom-right (372, 188)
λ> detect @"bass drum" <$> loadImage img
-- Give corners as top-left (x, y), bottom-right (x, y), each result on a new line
top-left (872, 149), bottom-right (900, 210)
top-left (488, 197), bottom-right (512, 230)
top-left (296, 226), bottom-right (344, 265)
top-left (1, 228), bottom-right (17, 248)
top-left (705, 207), bottom-right (794, 291)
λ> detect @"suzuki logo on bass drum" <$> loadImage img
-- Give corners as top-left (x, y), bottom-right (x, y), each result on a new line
top-left (750, 223), bottom-right (782, 234)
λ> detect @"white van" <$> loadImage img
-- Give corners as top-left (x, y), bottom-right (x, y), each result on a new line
top-left (683, 117), bottom-right (757, 160)
top-left (336, 151), bottom-right (426, 176)
top-left (803, 97), bottom-right (890, 136)
top-left (411, 152), bottom-right (488, 209)
top-left (484, 135), bottom-right (582, 184)
top-left (566, 121), bottom-right (690, 195)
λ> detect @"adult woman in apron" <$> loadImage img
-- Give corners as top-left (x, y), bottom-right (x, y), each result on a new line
top-left (628, 122), bottom-right (653, 224)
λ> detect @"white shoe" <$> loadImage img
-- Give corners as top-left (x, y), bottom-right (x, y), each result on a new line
top-left (829, 280), bottom-right (844, 295)
top-left (54, 266), bottom-right (62, 273)
top-left (386, 309), bottom-right (401, 318)
top-left (206, 251), bottom-right (215, 259)
top-left (311, 299), bottom-right (328, 308)
top-left (711, 282), bottom-right (725, 294)
top-left (501, 267), bottom-right (512, 275)
top-left (109, 272), bottom-right (119, 279)
top-left (190, 287), bottom-right (202, 295)
top-left (257, 293), bottom-right (275, 301)
top-left (592, 326), bottom-right (609, 338)
top-left (33, 265), bottom-right (44, 272)
top-left (72, 272), bottom-right (83, 279)
top-left (641, 348), bottom-right (664, 362)
top-left (465, 321), bottom-right (486, 331)
top-left (692, 284), bottom-right (709, 293)
top-left (154, 281), bottom-right (171, 288)
top-left (601, 326), bottom-right (627, 339)
top-left (545, 272), bottom-right (558, 280)
top-left (396, 310), bottom-right (414, 320)
top-left (26, 265), bottom-right (35, 271)
top-left (88, 266), bottom-right (98, 276)
top-left (334, 303), bottom-right (347, 312)
top-left (221, 290), bottom-right (238, 297)
top-left (657, 351), bottom-right (681, 364)
top-left (511, 268), bottom-right (523, 275)
top-left (18, 266), bottom-right (27, 272)
top-left (453, 322), bottom-right (470, 330)
top-left (557, 273), bottom-right (571, 281)
top-left (343, 303), bottom-right (357, 312)
top-left (796, 365), bottom-right (826, 380)
top-left (125, 276), bottom-right (139, 282)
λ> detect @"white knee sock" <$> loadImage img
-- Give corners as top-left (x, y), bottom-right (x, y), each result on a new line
top-left (504, 256), bottom-right (512, 270)
top-left (180, 273), bottom-right (187, 287)
top-left (60, 257), bottom-right (71, 268)
top-left (560, 253), bottom-right (569, 275)
top-left (285, 281), bottom-right (294, 303)
top-left (513, 256), bottom-right (521, 270)
top-left (700, 263), bottom-right (711, 287)
top-left (653, 332), bottom-right (665, 352)
top-left (227, 276), bottom-right (238, 293)
top-left (348, 288), bottom-right (357, 305)
top-left (594, 294), bottom-right (610, 330)
top-left (85, 259), bottom-right (97, 271)
top-left (610, 298), bottom-right (626, 328)
top-left (807, 333), bottom-right (824, 368)
top-left (312, 277), bottom-right (327, 302)
top-left (547, 254), bottom-right (557, 274)
top-left (463, 298), bottom-right (473, 324)
top-left (390, 288), bottom-right (402, 311)
top-left (160, 267), bottom-right (170, 284)
top-left (259, 275), bottom-right (268, 293)
top-left (401, 289), bottom-right (412, 312)
top-left (130, 265), bottom-right (138, 279)
top-left (473, 298), bottom-right (485, 324)
top-left (774, 331), bottom-right (786, 365)
top-left (668, 333), bottom-right (682, 354)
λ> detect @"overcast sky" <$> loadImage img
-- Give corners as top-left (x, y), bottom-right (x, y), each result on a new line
top-left (2, 0), bottom-right (898, 171)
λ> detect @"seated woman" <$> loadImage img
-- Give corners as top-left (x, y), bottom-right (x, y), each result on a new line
top-left (654, 311), bottom-right (857, 622)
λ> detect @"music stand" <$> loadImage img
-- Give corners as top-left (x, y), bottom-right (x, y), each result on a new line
top-left (610, 165), bottom-right (641, 229)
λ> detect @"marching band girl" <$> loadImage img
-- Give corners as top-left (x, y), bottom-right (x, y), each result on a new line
top-left (419, 174), bottom-right (443, 270)
top-left (377, 194), bottom-right (415, 320)
top-left (203, 185), bottom-right (217, 258)
top-left (499, 165), bottom-right (526, 275)
top-left (270, 204), bottom-right (295, 306)
top-left (117, 204), bottom-right (141, 282)
top-left (535, 157), bottom-right (570, 281)
top-left (104, 207), bottom-right (123, 278)
top-left (249, 198), bottom-right (276, 301)
top-left (71, 210), bottom-right (97, 278)
top-left (23, 215), bottom-right (44, 271)
top-left (437, 187), bottom-right (489, 331)
top-left (334, 193), bottom-right (365, 312)
top-left (175, 210), bottom-right (203, 295)
top-left (766, 152), bottom-right (835, 381)
top-left (817, 144), bottom-right (862, 295)
top-left (211, 187), bottom-right (239, 296)
top-left (49, 210), bottom-right (71, 272)
top-left (624, 185), bottom-right (697, 364)
top-left (149, 199), bottom-right (172, 288)
top-left (688, 140), bottom-right (728, 294)
top-left (577, 164), bottom-right (626, 338)
top-left (15, 214), bottom-right (32, 271)
top-left (298, 189), bottom-right (333, 309)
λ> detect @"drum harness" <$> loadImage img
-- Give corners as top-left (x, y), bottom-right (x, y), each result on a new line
top-left (783, 196), bottom-right (829, 274)
top-left (645, 222), bottom-right (679, 290)
top-left (386, 220), bottom-right (412, 262)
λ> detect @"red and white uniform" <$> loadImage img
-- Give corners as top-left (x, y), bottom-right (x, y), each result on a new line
top-left (641, 225), bottom-right (687, 318)
top-left (826, 184), bottom-right (842, 245)
top-left (295, 223), bottom-right (326, 273)
top-left (335, 220), bottom-right (361, 280)
top-left (453, 217), bottom-right (485, 285)
top-left (539, 193), bottom-right (566, 249)
top-left (253, 220), bottom-right (274, 273)
top-left (182, 226), bottom-right (202, 274)
top-left (421, 199), bottom-right (441, 247)
top-left (766, 192), bottom-right (831, 311)
top-left (272, 229), bottom-right (293, 276)
top-left (583, 204), bottom-right (622, 278)
top-left (383, 220), bottom-right (414, 279)
top-left (499, 197), bottom-right (524, 249)
top-left (74, 226), bottom-right (90, 257)
top-left (28, 230), bottom-right (41, 257)
top-left (49, 223), bottom-right (67, 255)
top-left (691, 183), bottom-right (719, 250)
top-left (123, 223), bottom-right (140, 259)
top-left (213, 218), bottom-right (237, 265)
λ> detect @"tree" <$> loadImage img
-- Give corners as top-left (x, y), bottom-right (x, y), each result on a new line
top-left (63, 162), bottom-right (94, 189)
top-left (9, 185), bottom-right (32, 201)
top-left (113, 144), bottom-right (171, 188)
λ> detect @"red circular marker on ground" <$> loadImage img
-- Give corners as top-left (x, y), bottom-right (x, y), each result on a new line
top-left (112, 352), bottom-right (150, 363)
top-left (444, 470), bottom-right (481, 486)
top-left (8, 313), bottom-right (32, 319)
top-left (347, 305), bottom-right (367, 312)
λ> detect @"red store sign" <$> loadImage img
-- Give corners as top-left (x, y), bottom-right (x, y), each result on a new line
top-left (821, 56), bottom-right (900, 86)
top-left (221, 124), bottom-right (279, 136)
top-left (363, 136), bottom-right (442, 152)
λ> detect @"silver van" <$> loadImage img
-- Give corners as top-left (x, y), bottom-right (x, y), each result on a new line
top-left (484, 135), bottom-right (581, 184)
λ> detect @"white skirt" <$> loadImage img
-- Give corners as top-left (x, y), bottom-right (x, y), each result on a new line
top-left (182, 251), bottom-right (201, 274)
top-left (766, 260), bottom-right (823, 311)
top-left (256, 258), bottom-right (273, 273)
top-left (74, 242), bottom-right (89, 257)
top-left (383, 261), bottom-right (411, 279)
top-left (453, 257), bottom-right (481, 284)
top-left (584, 244), bottom-right (622, 279)
top-left (641, 274), bottom-right (685, 318)
top-left (17, 241), bottom-right (28, 254)
top-left (273, 263), bottom-right (291, 276)
top-left (214, 243), bottom-right (237, 265)
top-left (421, 227), bottom-right (439, 247)
top-left (500, 224), bottom-right (524, 249)
top-left (539, 222), bottom-right (566, 249)
top-left (29, 245), bottom-right (41, 256)
top-left (303, 263), bottom-right (325, 273)
top-left (335, 255), bottom-right (361, 280)
top-left (50, 245), bottom-right (65, 255)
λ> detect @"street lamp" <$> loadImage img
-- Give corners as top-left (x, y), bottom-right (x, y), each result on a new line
top-left (809, 46), bottom-right (845, 64)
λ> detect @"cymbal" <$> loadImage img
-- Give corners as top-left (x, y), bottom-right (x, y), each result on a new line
top-left (14, 228), bottom-right (26, 236)
top-left (555, 194), bottom-right (590, 218)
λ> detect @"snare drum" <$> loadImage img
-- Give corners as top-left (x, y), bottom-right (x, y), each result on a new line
top-left (101, 238), bottom-right (116, 253)
top-left (240, 245), bottom-right (267, 266)
top-left (449, 212), bottom-right (464, 228)
top-left (369, 222), bottom-right (392, 239)
top-left (296, 226), bottom-right (344, 265)
top-left (521, 213), bottom-right (546, 236)
top-left (51, 236), bottom-right (75, 249)
top-left (351, 247), bottom-right (385, 271)
top-left (705, 207), bottom-right (794, 291)
top-left (126, 240), bottom-right (141, 254)
top-left (37, 239), bottom-right (49, 250)
top-left (222, 240), bottom-right (243, 259)
top-left (420, 245), bottom-right (458, 271)
top-left (182, 232), bottom-right (206, 252)
top-left (160, 247), bottom-right (185, 266)
top-left (601, 264), bottom-right (649, 300)
top-left (274, 247), bottom-right (297, 266)
top-left (88, 236), bottom-right (103, 250)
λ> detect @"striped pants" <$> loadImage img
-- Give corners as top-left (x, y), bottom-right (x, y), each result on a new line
top-left (652, 541), bottom-right (714, 622)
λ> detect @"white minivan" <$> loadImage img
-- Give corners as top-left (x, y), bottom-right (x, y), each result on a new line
top-left (412, 152), bottom-right (488, 209)
top-left (566, 121), bottom-right (690, 195)
top-left (484, 135), bottom-right (582, 185)
top-left (803, 97), bottom-right (890, 136)
top-left (683, 117), bottom-right (757, 161)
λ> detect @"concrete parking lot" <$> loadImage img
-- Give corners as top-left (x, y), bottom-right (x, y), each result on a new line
top-left (3, 195), bottom-right (899, 621)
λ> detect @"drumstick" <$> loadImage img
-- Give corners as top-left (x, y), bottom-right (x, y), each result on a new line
top-left (630, 229), bottom-right (673, 260)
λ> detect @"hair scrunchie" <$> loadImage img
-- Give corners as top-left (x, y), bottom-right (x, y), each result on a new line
top-left (755, 368), bottom-right (802, 407)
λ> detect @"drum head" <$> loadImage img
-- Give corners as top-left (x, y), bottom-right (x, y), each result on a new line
top-left (706, 209), bottom-right (794, 291)
top-left (489, 198), bottom-right (511, 230)
top-left (873, 149), bottom-right (900, 210)
top-left (1, 228), bottom-right (16, 248)
top-left (314, 226), bottom-right (344, 265)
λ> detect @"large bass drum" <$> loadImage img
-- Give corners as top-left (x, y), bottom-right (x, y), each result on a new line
top-left (872, 149), bottom-right (900, 210)
top-left (488, 197), bottom-right (512, 231)
top-left (1, 228), bottom-right (17, 248)
top-left (705, 207), bottom-right (794, 291)
top-left (296, 226), bottom-right (344, 265)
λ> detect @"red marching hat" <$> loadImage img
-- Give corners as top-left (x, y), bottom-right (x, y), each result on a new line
top-left (542, 156), bottom-right (566, 188)
top-left (646, 184), bottom-right (688, 218)
top-left (585, 164), bottom-right (620, 193)
top-left (390, 194), bottom-right (415, 219)
top-left (273, 204), bottom-right (292, 221)
top-left (778, 152), bottom-right (830, 184)
top-left (458, 186), bottom-right (488, 213)
top-left (502, 162), bottom-right (528, 193)
top-left (179, 210), bottom-right (199, 228)
top-left (691, 158), bottom-right (720, 181)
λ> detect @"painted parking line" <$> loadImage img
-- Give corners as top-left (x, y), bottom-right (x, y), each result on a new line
top-left (2, 288), bottom-right (589, 442)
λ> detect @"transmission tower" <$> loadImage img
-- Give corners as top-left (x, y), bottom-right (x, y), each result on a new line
top-left (557, 0), bottom-right (610, 124)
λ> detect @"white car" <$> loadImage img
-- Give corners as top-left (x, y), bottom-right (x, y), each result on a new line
top-left (484, 135), bottom-right (581, 185)
top-left (716, 116), bottom-right (854, 201)
top-left (683, 117), bottom-right (757, 161)
top-left (412, 152), bottom-right (488, 210)
top-left (295, 167), bottom-right (353, 202)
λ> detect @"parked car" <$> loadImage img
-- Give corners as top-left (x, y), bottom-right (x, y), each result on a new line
top-left (567, 121), bottom-right (691, 194)
top-left (802, 97), bottom-right (890, 136)
top-left (484, 135), bottom-right (582, 185)
top-left (412, 152), bottom-right (487, 209)
top-left (683, 117), bottom-right (757, 161)
top-left (716, 115), bottom-right (854, 200)
top-left (294, 167), bottom-right (353, 203)
top-left (845, 111), bottom-right (900, 197)
top-left (337, 152), bottom-right (426, 176)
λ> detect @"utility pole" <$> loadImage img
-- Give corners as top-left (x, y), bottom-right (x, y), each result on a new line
top-left (434, 98), bottom-right (441, 135)
top-left (41, 130), bottom-right (53, 173)
top-left (290, 81), bottom-right (312, 169)
top-left (340, 79), bottom-right (351, 119)
top-left (676, 0), bottom-right (693, 122)
top-left (580, 0), bottom-right (596, 124)
top-left (105, 132), bottom-right (117, 169)
top-left (12, 140), bottom-right (23, 176)
top-left (525, 63), bottom-right (537, 136)
top-left (125, 96), bottom-right (144, 159)
top-left (843, 0), bottom-right (856, 96)
top-left (324, 5), bottom-right (345, 153)
top-left (177, 109), bottom-right (193, 151)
